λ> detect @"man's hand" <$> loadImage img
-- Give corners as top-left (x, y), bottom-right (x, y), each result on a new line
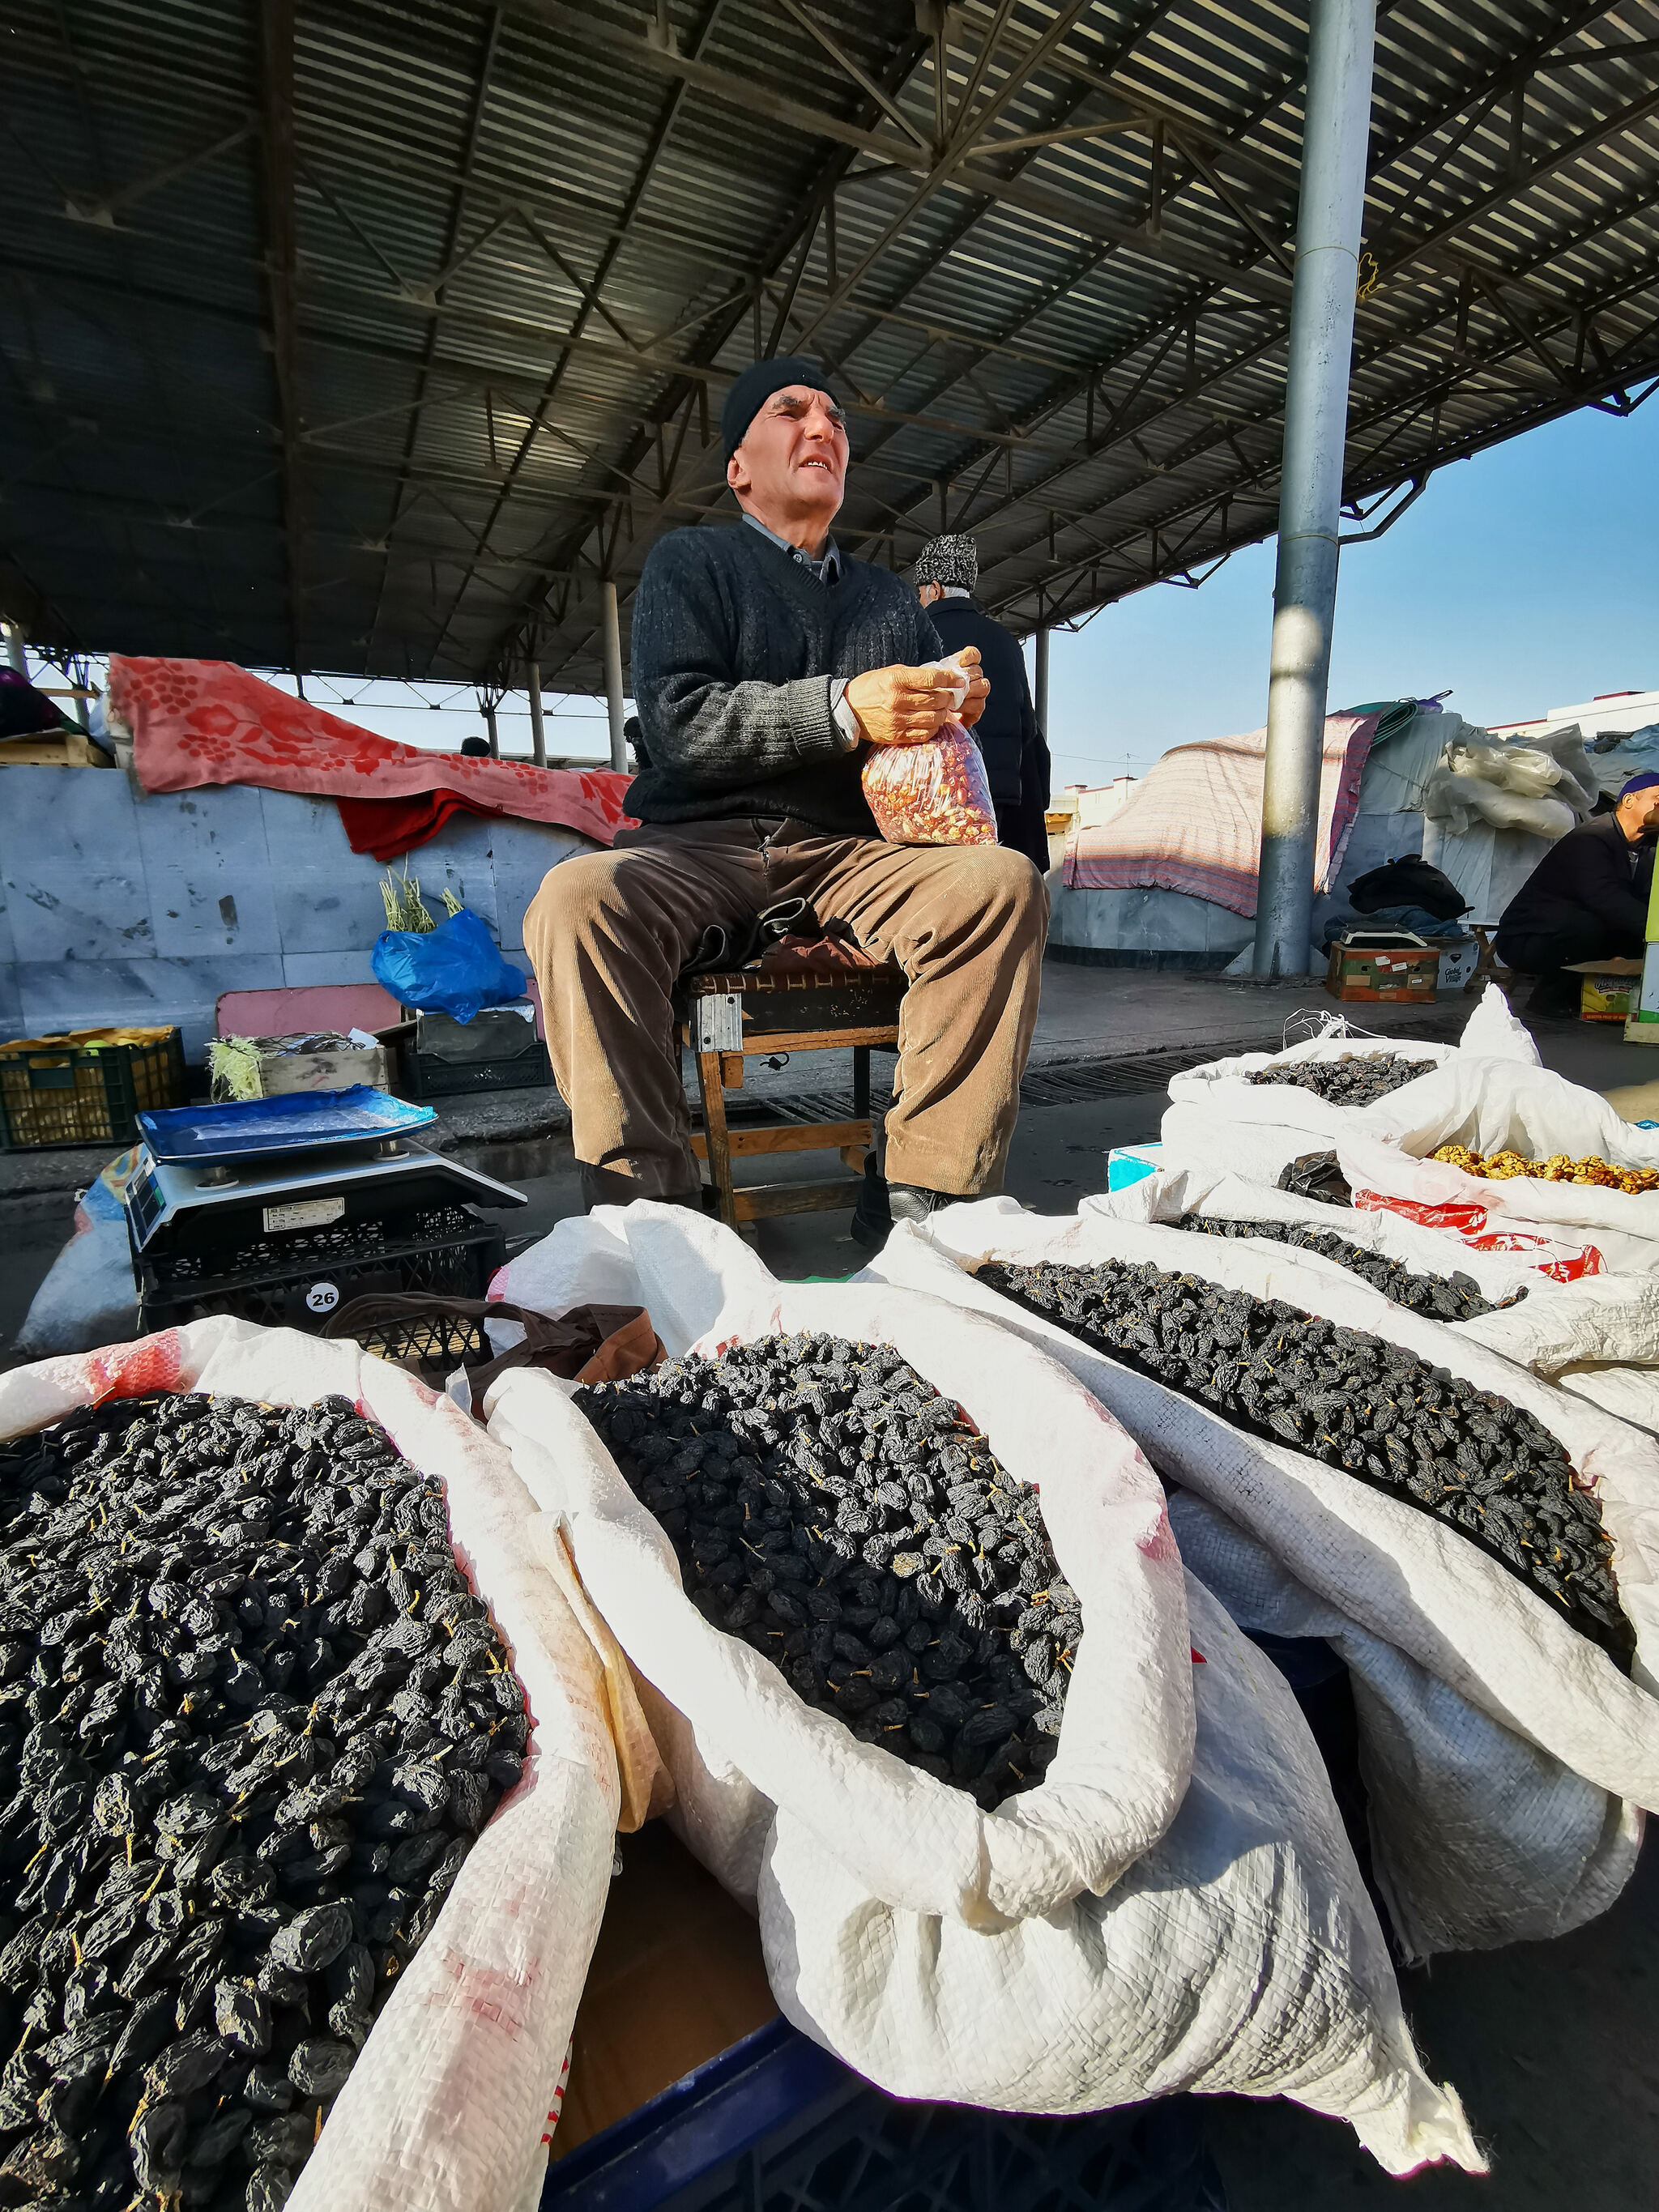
top-left (954, 646), bottom-right (989, 729)
top-left (846, 650), bottom-right (989, 746)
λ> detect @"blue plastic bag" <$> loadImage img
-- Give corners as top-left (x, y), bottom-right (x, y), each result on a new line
top-left (370, 908), bottom-right (528, 1025)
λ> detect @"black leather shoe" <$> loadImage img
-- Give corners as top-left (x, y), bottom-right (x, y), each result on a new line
top-left (850, 1157), bottom-right (893, 1250)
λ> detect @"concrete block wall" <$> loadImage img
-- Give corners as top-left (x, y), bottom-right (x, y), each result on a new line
top-left (0, 768), bottom-right (591, 1056)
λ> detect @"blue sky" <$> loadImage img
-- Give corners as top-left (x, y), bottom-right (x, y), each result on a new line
top-left (1035, 394), bottom-right (1659, 792)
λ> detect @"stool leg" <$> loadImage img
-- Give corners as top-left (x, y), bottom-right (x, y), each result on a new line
top-left (695, 1043), bottom-right (738, 1230)
top-left (852, 1045), bottom-right (870, 1119)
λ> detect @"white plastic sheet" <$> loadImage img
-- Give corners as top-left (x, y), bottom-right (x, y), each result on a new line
top-left (0, 1320), bottom-right (619, 2212)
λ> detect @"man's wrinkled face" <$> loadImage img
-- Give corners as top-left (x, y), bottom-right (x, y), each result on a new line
top-left (727, 386), bottom-right (848, 531)
top-left (1622, 787), bottom-right (1659, 838)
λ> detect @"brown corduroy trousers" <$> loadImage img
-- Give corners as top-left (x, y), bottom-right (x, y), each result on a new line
top-left (522, 816), bottom-right (1048, 1202)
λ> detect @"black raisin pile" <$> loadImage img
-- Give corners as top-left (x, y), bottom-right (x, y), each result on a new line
top-left (975, 1260), bottom-right (1632, 1667)
top-left (1244, 1051), bottom-right (1435, 1105)
top-left (575, 1334), bottom-right (1079, 1809)
top-left (1172, 1215), bottom-right (1523, 1322)
top-left (0, 1391), bottom-right (527, 2212)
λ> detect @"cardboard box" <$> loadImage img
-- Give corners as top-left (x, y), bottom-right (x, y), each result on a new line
top-left (1563, 957), bottom-right (1640, 1022)
top-left (552, 1822), bottom-right (778, 2159)
top-left (1324, 932), bottom-right (1439, 1004)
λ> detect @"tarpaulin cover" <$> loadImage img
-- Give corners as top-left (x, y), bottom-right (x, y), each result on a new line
top-left (107, 656), bottom-right (633, 855)
top-left (1063, 710), bottom-right (1382, 912)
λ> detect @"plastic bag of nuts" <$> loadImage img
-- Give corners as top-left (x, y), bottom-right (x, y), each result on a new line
top-left (862, 719), bottom-right (997, 846)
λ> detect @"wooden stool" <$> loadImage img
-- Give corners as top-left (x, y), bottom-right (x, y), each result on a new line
top-left (677, 966), bottom-right (905, 1229)
top-left (1465, 924), bottom-right (1512, 995)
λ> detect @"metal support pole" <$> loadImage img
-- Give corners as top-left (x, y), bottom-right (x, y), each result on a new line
top-left (526, 662), bottom-right (547, 768)
top-left (482, 702), bottom-right (498, 759)
top-left (1, 621), bottom-right (25, 675)
top-left (1033, 625), bottom-right (1050, 735)
top-left (602, 580), bottom-right (627, 772)
top-left (1252, 0), bottom-right (1377, 978)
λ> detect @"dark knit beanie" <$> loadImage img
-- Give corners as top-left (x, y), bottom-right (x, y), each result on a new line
top-left (915, 534), bottom-right (979, 590)
top-left (1620, 770), bottom-right (1659, 799)
top-left (722, 356), bottom-right (842, 463)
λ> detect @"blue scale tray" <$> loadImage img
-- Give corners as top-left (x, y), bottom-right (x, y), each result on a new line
top-left (136, 1086), bottom-right (437, 1166)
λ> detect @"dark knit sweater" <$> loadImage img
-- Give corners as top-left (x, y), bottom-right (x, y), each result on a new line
top-left (628, 525), bottom-right (942, 833)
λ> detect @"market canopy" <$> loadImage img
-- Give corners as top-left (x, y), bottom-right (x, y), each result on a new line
top-left (4, 1), bottom-right (1657, 688)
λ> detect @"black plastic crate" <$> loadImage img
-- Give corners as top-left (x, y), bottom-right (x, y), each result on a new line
top-left (399, 1006), bottom-right (553, 1100)
top-left (136, 1204), bottom-right (504, 1354)
top-left (543, 2019), bottom-right (1226, 2212)
top-left (0, 1025), bottom-right (186, 1149)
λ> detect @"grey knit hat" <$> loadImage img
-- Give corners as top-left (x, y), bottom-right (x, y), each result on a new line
top-left (915, 533), bottom-right (979, 590)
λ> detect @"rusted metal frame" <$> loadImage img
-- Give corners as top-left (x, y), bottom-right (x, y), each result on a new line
top-left (41, 0), bottom-right (220, 637)
top-left (433, 0), bottom-right (736, 670)
top-left (1165, 125), bottom-right (1295, 275)
top-left (1362, 90), bottom-right (1502, 262)
top-left (477, 26), bottom-right (942, 668)
top-left (768, 0), bottom-right (930, 151)
top-left (987, 292), bottom-right (1659, 627)
top-left (988, 235), bottom-right (1659, 607)
top-left (1378, 69), bottom-right (1659, 283)
top-left (514, 205), bottom-right (646, 353)
top-left (947, 0), bottom-right (1018, 132)
top-left (292, 154), bottom-right (415, 290)
top-left (876, 55), bottom-right (1659, 576)
top-left (1472, 267), bottom-right (1573, 388)
top-left (60, 117), bottom-right (255, 227)
top-left (258, 0), bottom-right (303, 673)
top-left (765, 210), bottom-right (822, 356)
top-left (784, 4), bottom-right (1247, 501)
top-left (1536, 36), bottom-right (1659, 70)
top-left (362, 4), bottom-right (503, 669)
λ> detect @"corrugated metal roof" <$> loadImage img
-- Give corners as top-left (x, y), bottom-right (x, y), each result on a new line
top-left (3, 0), bottom-right (1657, 686)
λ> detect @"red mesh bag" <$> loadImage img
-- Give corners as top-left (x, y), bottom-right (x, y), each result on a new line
top-left (861, 721), bottom-right (998, 846)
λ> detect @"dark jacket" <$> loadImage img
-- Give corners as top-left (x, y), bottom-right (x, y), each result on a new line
top-left (629, 526), bottom-right (940, 835)
top-left (923, 595), bottom-right (1047, 807)
top-left (1497, 812), bottom-right (1655, 943)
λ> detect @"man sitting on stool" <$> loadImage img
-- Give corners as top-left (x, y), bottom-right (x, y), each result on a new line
top-left (522, 355), bottom-right (1048, 1245)
top-left (1495, 770), bottom-right (1659, 1016)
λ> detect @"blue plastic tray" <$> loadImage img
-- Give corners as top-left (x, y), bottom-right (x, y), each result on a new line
top-left (136, 1086), bottom-right (436, 1164)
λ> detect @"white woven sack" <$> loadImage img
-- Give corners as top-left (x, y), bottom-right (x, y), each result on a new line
top-left (1159, 985), bottom-right (1537, 1186)
top-left (487, 1206), bottom-right (1479, 2176)
top-left (1097, 1161), bottom-right (1548, 1303)
top-left (1098, 1159), bottom-right (1659, 1426)
top-left (1166, 1492), bottom-right (1642, 1965)
top-left (866, 1202), bottom-right (1659, 1812)
top-left (1339, 1129), bottom-right (1659, 1277)
top-left (0, 1320), bottom-right (620, 2212)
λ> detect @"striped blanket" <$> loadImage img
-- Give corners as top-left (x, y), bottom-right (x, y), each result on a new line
top-left (1064, 711), bottom-right (1381, 914)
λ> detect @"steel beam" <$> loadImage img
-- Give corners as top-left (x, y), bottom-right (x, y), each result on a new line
top-left (601, 579), bottom-right (627, 772)
top-left (526, 659), bottom-right (547, 768)
top-left (258, 0), bottom-right (302, 673)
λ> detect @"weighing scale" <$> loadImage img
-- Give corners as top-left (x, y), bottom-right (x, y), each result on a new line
top-left (124, 1088), bottom-right (527, 1336)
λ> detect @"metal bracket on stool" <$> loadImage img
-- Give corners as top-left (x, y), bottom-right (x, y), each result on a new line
top-left (695, 993), bottom-right (743, 1053)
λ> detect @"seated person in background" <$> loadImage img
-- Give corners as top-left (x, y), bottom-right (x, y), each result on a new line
top-left (523, 355), bottom-right (1048, 1246)
top-left (1495, 771), bottom-right (1659, 1016)
top-left (458, 735), bottom-right (492, 758)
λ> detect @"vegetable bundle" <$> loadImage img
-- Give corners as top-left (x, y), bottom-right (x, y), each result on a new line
top-left (0, 1391), bottom-right (526, 2212)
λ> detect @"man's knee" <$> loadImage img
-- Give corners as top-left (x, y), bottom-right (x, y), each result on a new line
top-left (523, 850), bottom-right (631, 965)
top-left (968, 844), bottom-right (1049, 944)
